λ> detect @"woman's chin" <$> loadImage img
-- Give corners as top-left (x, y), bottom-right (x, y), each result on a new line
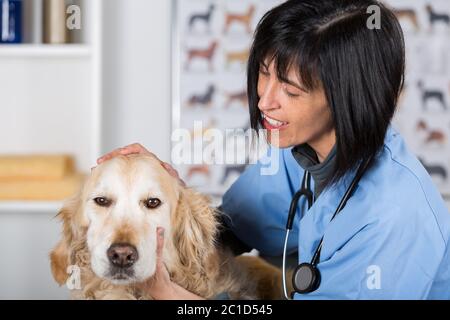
top-left (265, 132), bottom-right (291, 149)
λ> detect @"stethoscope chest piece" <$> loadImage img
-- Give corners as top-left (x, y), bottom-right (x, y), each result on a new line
top-left (292, 262), bottom-right (321, 294)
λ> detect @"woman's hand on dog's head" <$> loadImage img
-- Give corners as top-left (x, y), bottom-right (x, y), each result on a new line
top-left (97, 143), bottom-right (156, 164)
top-left (96, 143), bottom-right (186, 186)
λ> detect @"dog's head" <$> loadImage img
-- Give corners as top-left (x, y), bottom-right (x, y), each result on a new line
top-left (50, 154), bottom-right (218, 288)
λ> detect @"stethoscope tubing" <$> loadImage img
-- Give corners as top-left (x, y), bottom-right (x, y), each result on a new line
top-left (282, 156), bottom-right (374, 299)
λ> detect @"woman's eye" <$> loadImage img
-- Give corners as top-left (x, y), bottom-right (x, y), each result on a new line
top-left (283, 87), bottom-right (300, 97)
top-left (286, 91), bottom-right (300, 98)
top-left (94, 197), bottom-right (111, 207)
top-left (282, 84), bottom-right (303, 97)
top-left (144, 198), bottom-right (161, 209)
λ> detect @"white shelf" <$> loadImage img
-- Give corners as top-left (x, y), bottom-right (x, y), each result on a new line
top-left (0, 201), bottom-right (63, 213)
top-left (0, 44), bottom-right (91, 58)
top-left (0, 0), bottom-right (102, 173)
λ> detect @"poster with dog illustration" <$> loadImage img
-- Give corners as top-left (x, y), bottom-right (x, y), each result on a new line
top-left (386, 0), bottom-right (450, 199)
top-left (171, 0), bottom-right (283, 201)
top-left (172, 0), bottom-right (450, 203)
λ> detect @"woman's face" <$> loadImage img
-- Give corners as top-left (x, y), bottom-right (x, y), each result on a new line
top-left (257, 59), bottom-right (335, 154)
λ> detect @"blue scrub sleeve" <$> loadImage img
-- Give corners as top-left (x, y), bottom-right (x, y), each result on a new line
top-left (220, 148), bottom-right (304, 256)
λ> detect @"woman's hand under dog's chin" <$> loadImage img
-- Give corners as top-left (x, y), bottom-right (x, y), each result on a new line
top-left (139, 227), bottom-right (204, 300)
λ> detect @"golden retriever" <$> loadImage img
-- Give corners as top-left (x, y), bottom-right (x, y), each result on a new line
top-left (50, 154), bottom-right (287, 299)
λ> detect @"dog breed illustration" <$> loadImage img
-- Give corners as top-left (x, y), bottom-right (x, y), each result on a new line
top-left (49, 155), bottom-right (289, 299)
top-left (418, 157), bottom-right (447, 181)
top-left (223, 89), bottom-right (248, 109)
top-left (185, 41), bottom-right (218, 72)
top-left (426, 4), bottom-right (450, 30)
top-left (189, 119), bottom-right (217, 139)
top-left (225, 121), bottom-right (251, 139)
top-left (187, 85), bottom-right (216, 108)
top-left (186, 164), bottom-right (211, 182)
top-left (188, 4), bottom-right (215, 33)
top-left (417, 81), bottom-right (448, 111)
top-left (225, 48), bottom-right (249, 70)
top-left (223, 5), bottom-right (255, 34)
top-left (416, 119), bottom-right (447, 146)
top-left (392, 8), bottom-right (420, 32)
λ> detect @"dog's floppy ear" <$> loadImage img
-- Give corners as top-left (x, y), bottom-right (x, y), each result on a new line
top-left (50, 196), bottom-right (84, 285)
top-left (50, 237), bottom-right (70, 285)
top-left (171, 186), bottom-right (218, 273)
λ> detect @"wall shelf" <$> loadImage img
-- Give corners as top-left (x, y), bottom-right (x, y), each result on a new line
top-left (0, 0), bottom-right (102, 213)
top-left (0, 201), bottom-right (63, 213)
top-left (0, 44), bottom-right (91, 58)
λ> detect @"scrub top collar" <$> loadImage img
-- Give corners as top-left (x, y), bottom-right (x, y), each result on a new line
top-left (291, 143), bottom-right (338, 198)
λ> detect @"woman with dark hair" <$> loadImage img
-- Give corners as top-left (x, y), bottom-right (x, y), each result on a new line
top-left (98, 0), bottom-right (450, 299)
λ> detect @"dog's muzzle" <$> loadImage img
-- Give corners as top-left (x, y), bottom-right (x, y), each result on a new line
top-left (107, 243), bottom-right (138, 278)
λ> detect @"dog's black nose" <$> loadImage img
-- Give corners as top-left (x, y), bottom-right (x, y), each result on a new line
top-left (107, 243), bottom-right (138, 268)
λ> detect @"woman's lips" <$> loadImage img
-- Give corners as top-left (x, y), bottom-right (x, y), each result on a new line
top-left (261, 113), bottom-right (289, 130)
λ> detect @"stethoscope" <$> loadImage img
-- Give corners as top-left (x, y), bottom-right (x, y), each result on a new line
top-left (282, 156), bottom-right (374, 299)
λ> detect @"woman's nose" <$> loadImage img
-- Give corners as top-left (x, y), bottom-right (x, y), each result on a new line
top-left (258, 80), bottom-right (280, 111)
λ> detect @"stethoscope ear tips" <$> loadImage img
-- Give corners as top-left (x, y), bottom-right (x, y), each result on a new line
top-left (292, 262), bottom-right (321, 294)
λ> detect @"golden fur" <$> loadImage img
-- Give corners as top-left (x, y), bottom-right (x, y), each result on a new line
top-left (50, 154), bottom-right (287, 299)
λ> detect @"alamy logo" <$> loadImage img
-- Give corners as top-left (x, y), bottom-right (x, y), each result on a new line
top-left (171, 121), bottom-right (280, 176)
top-left (66, 5), bottom-right (82, 30)
top-left (66, 265), bottom-right (81, 290)
top-left (366, 5), bottom-right (381, 30)
top-left (366, 265), bottom-right (381, 290)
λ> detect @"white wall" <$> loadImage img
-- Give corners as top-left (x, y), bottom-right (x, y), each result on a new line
top-left (0, 211), bottom-right (69, 299)
top-left (102, 0), bottom-right (173, 162)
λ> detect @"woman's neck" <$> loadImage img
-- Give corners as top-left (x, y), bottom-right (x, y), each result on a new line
top-left (309, 129), bottom-right (336, 163)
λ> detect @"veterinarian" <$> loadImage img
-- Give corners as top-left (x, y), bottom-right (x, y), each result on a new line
top-left (98, 0), bottom-right (450, 299)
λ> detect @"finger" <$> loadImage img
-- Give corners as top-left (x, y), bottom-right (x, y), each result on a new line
top-left (156, 227), bottom-right (165, 262)
top-left (97, 148), bottom-right (124, 164)
top-left (161, 163), bottom-right (186, 186)
top-left (161, 162), bottom-right (178, 176)
top-left (98, 144), bottom-right (153, 165)
top-left (123, 144), bottom-right (159, 160)
top-left (155, 227), bottom-right (171, 282)
top-left (120, 143), bottom-right (144, 154)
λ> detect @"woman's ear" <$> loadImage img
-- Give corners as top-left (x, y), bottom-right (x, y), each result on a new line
top-left (171, 186), bottom-right (218, 270)
top-left (49, 196), bottom-right (82, 286)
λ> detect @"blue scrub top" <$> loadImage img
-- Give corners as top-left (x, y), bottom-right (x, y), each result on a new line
top-left (221, 126), bottom-right (450, 299)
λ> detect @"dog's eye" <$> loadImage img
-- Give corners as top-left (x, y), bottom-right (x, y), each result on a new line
top-left (94, 197), bottom-right (111, 207)
top-left (144, 198), bottom-right (161, 209)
